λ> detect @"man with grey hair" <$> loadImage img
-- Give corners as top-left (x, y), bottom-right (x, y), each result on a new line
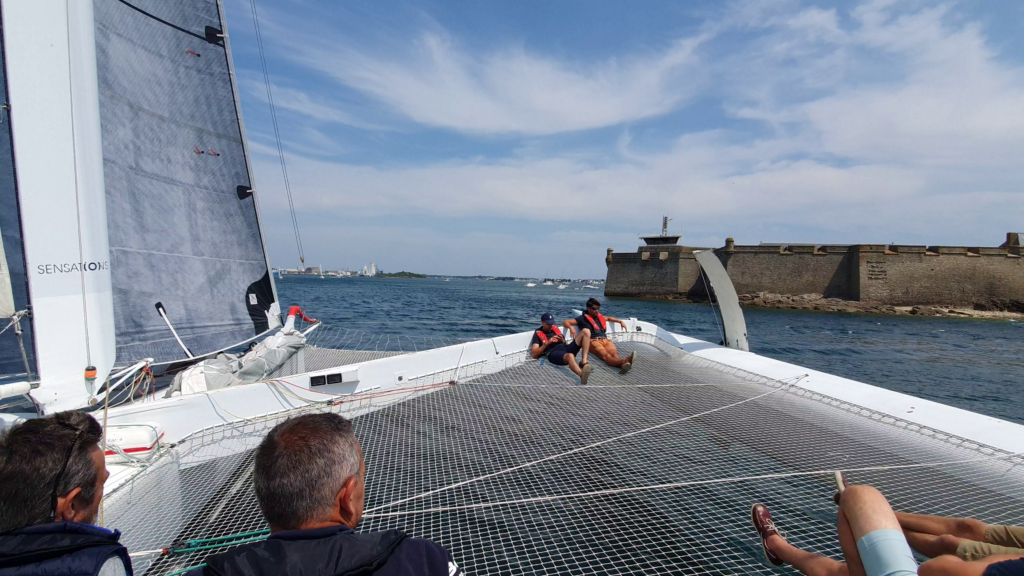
top-left (0, 411), bottom-right (132, 576)
top-left (202, 412), bottom-right (461, 576)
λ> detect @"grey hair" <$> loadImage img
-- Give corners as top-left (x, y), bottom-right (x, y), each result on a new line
top-left (253, 412), bottom-right (362, 530)
top-left (0, 411), bottom-right (103, 532)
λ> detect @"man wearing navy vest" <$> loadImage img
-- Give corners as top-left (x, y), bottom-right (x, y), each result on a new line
top-left (201, 413), bottom-right (461, 576)
top-left (0, 411), bottom-right (132, 576)
top-left (530, 312), bottom-right (592, 385)
top-left (564, 298), bottom-right (636, 373)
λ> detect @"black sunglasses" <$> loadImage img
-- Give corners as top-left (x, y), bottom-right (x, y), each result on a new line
top-left (50, 421), bottom-right (85, 520)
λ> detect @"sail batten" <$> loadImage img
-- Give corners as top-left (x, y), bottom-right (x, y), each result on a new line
top-left (94, 0), bottom-right (278, 366)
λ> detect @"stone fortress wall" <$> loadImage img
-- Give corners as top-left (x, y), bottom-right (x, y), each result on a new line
top-left (605, 233), bottom-right (1024, 307)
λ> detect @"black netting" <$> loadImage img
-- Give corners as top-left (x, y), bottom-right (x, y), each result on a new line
top-left (104, 336), bottom-right (1024, 575)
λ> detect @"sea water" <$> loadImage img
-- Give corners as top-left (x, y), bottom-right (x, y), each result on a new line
top-left (277, 276), bottom-right (1024, 425)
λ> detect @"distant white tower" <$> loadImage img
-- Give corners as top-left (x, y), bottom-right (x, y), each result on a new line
top-left (362, 265), bottom-right (368, 276)
top-left (370, 263), bottom-right (377, 276)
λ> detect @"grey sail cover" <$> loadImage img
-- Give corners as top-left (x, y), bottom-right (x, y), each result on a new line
top-left (94, 0), bottom-right (276, 365)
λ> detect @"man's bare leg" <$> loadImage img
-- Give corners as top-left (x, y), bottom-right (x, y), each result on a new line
top-left (756, 488), bottom-right (914, 576)
top-left (565, 354), bottom-right (582, 377)
top-left (896, 512), bottom-right (987, 542)
top-left (895, 512), bottom-right (986, 558)
top-left (574, 328), bottom-right (592, 365)
top-left (903, 532), bottom-right (964, 559)
top-left (837, 485), bottom-right (908, 576)
top-left (767, 535), bottom-right (849, 576)
top-left (565, 354), bottom-right (592, 385)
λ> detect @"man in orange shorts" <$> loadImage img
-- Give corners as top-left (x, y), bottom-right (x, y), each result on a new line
top-left (563, 298), bottom-right (635, 373)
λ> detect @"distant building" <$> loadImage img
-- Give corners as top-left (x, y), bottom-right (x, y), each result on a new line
top-left (370, 263), bottom-right (377, 276)
top-left (640, 216), bottom-right (681, 246)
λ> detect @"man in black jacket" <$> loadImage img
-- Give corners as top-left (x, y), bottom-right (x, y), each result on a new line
top-left (0, 411), bottom-right (132, 576)
top-left (202, 412), bottom-right (461, 576)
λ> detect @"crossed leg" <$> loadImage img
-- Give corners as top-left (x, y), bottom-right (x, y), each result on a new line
top-left (573, 328), bottom-right (592, 365)
top-left (766, 485), bottom-right (909, 576)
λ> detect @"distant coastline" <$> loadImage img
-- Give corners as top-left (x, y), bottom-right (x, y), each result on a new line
top-left (377, 271), bottom-right (427, 278)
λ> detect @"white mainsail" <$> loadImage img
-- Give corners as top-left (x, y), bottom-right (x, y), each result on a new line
top-left (2, 0), bottom-right (116, 408)
top-left (0, 0), bottom-right (280, 411)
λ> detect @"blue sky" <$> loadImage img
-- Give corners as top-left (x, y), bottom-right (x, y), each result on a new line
top-left (223, 0), bottom-right (1024, 278)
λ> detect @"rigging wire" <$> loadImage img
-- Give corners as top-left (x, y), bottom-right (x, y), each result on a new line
top-left (248, 0), bottom-right (305, 268)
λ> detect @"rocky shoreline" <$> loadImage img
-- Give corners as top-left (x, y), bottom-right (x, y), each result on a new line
top-left (651, 293), bottom-right (1024, 320)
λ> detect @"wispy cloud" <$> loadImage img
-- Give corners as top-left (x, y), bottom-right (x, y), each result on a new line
top-left (239, 78), bottom-right (387, 131)
top-left (239, 0), bottom-right (1024, 275)
top-left (290, 32), bottom-right (710, 135)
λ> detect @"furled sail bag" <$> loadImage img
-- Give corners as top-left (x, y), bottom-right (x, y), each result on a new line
top-left (165, 331), bottom-right (305, 396)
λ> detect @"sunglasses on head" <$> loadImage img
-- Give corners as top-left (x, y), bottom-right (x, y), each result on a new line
top-left (50, 421), bottom-right (85, 520)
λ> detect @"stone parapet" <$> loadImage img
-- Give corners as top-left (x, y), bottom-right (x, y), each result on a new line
top-left (604, 234), bottom-right (1024, 307)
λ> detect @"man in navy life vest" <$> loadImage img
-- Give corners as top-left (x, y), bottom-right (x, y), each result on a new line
top-left (530, 312), bottom-right (593, 385)
top-left (564, 298), bottom-right (636, 373)
top-left (0, 411), bottom-right (132, 576)
top-left (198, 412), bottom-right (461, 576)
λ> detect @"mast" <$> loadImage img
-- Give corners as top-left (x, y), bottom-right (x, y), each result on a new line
top-left (1, 0), bottom-right (116, 412)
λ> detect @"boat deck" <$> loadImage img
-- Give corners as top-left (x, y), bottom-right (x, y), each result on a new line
top-left (109, 336), bottom-right (1024, 575)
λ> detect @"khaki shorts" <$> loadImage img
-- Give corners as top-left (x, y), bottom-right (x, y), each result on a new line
top-left (956, 525), bottom-right (1024, 561)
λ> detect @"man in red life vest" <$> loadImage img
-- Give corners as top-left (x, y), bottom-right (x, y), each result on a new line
top-left (530, 312), bottom-right (593, 385)
top-left (564, 298), bottom-right (635, 373)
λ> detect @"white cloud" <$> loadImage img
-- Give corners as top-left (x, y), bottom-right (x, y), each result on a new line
top-left (240, 78), bottom-right (387, 132)
top-left (249, 0), bottom-right (1024, 275)
top-left (291, 32), bottom-right (709, 135)
top-left (724, 0), bottom-right (1024, 169)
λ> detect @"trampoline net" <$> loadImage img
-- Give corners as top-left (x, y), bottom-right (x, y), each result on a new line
top-left (105, 333), bottom-right (1024, 575)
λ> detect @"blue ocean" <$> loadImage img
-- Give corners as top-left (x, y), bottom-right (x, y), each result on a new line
top-left (277, 276), bottom-right (1024, 425)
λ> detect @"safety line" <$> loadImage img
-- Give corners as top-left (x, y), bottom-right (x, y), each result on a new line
top-left (364, 450), bottom-right (1024, 518)
top-left (366, 387), bottom-right (785, 512)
